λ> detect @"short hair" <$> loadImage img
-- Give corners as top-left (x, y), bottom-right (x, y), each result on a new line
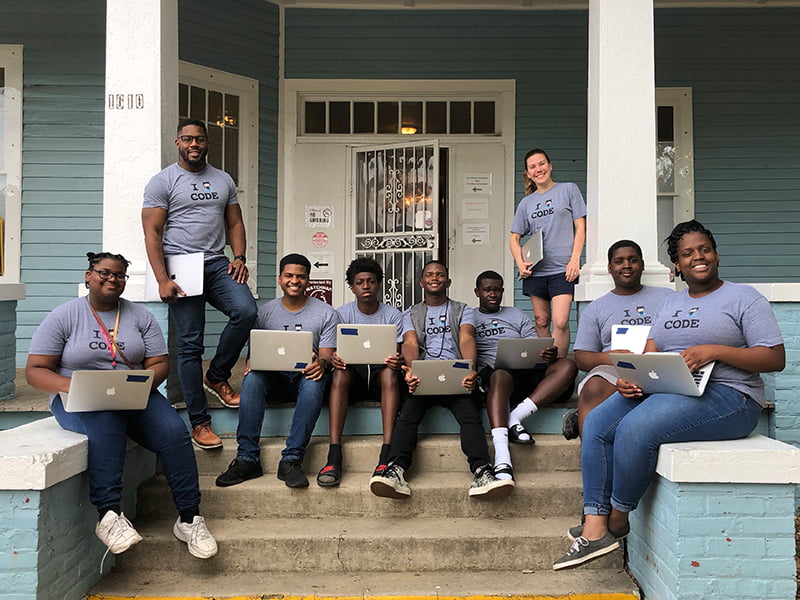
top-left (607, 240), bottom-right (643, 263)
top-left (279, 253), bottom-right (311, 275)
top-left (421, 259), bottom-right (449, 277)
top-left (475, 270), bottom-right (503, 288)
top-left (86, 251), bottom-right (130, 269)
top-left (345, 257), bottom-right (383, 286)
top-left (665, 220), bottom-right (717, 280)
top-left (177, 118), bottom-right (208, 136)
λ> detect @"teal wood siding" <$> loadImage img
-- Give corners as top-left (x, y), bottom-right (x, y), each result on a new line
top-left (285, 7), bottom-right (800, 287)
top-left (655, 9), bottom-right (800, 283)
top-left (1, 0), bottom-right (107, 366)
top-left (179, 0), bottom-right (280, 352)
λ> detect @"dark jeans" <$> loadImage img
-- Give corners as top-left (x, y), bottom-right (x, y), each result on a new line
top-left (169, 256), bottom-right (257, 427)
top-left (388, 393), bottom-right (490, 473)
top-left (51, 390), bottom-right (201, 513)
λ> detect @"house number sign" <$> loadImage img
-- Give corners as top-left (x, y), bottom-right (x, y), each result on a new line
top-left (107, 93), bottom-right (145, 109)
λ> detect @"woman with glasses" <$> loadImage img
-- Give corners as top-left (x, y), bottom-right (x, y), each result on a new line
top-left (25, 252), bottom-right (217, 565)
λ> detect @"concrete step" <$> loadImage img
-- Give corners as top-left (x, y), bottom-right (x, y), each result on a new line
top-left (112, 515), bottom-right (623, 574)
top-left (89, 568), bottom-right (638, 599)
top-left (189, 433), bottom-right (583, 475)
top-left (138, 470), bottom-right (584, 519)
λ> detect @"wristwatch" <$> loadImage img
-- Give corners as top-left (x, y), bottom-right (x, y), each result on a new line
top-left (233, 255), bottom-right (247, 262)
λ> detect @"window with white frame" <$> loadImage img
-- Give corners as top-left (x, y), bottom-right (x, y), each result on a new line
top-left (0, 45), bottom-right (22, 283)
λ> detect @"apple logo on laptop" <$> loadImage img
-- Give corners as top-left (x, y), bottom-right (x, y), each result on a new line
top-left (363, 339), bottom-right (372, 349)
top-left (520, 350), bottom-right (528, 358)
top-left (438, 374), bottom-right (447, 382)
top-left (647, 370), bottom-right (659, 380)
top-left (277, 346), bottom-right (286, 355)
top-left (105, 387), bottom-right (117, 396)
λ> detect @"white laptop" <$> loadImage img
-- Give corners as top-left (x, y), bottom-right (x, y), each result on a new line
top-left (521, 229), bottom-right (544, 266)
top-left (62, 370), bottom-right (154, 412)
top-left (336, 324), bottom-right (398, 364)
top-left (249, 329), bottom-right (313, 372)
top-left (610, 324), bottom-right (652, 354)
top-left (494, 337), bottom-right (554, 370)
top-left (608, 352), bottom-right (715, 397)
top-left (411, 359), bottom-right (473, 395)
top-left (144, 252), bottom-right (204, 301)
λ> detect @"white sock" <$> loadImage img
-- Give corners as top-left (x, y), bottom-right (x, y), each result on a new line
top-left (491, 427), bottom-right (512, 478)
top-left (509, 398), bottom-right (538, 427)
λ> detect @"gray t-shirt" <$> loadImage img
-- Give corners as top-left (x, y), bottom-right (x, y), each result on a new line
top-left (650, 281), bottom-right (784, 405)
top-left (28, 297), bottom-right (167, 404)
top-left (256, 296), bottom-right (339, 352)
top-left (510, 181), bottom-right (587, 276)
top-left (574, 286), bottom-right (673, 353)
top-left (336, 301), bottom-right (409, 342)
top-left (402, 301), bottom-right (474, 360)
top-left (473, 306), bottom-right (538, 369)
top-left (142, 162), bottom-right (238, 260)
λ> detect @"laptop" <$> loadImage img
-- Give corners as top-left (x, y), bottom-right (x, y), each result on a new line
top-left (521, 229), bottom-right (544, 266)
top-left (249, 329), bottom-right (313, 372)
top-left (494, 337), bottom-right (554, 370)
top-left (411, 359), bottom-right (473, 395)
top-left (608, 352), bottom-right (715, 397)
top-left (144, 252), bottom-right (204, 301)
top-left (336, 324), bottom-right (398, 364)
top-left (610, 324), bottom-right (652, 354)
top-left (62, 370), bottom-right (154, 412)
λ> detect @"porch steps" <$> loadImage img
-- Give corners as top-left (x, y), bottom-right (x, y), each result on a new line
top-left (88, 435), bottom-right (638, 599)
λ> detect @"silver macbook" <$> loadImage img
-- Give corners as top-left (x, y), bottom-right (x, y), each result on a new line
top-left (521, 229), bottom-right (544, 265)
top-left (62, 370), bottom-right (154, 412)
top-left (494, 337), bottom-right (554, 370)
top-left (411, 359), bottom-right (473, 395)
top-left (144, 252), bottom-right (204, 301)
top-left (609, 352), bottom-right (715, 397)
top-left (610, 324), bottom-right (651, 354)
top-left (336, 324), bottom-right (398, 364)
top-left (249, 329), bottom-right (313, 372)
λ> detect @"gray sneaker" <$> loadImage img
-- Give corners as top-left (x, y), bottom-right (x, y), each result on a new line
top-left (567, 521), bottom-right (630, 541)
top-left (369, 463), bottom-right (411, 499)
top-left (553, 532), bottom-right (619, 570)
top-left (468, 464), bottom-right (515, 499)
top-left (562, 409), bottom-right (580, 440)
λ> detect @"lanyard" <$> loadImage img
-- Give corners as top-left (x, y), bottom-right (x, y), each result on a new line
top-left (87, 297), bottom-right (121, 368)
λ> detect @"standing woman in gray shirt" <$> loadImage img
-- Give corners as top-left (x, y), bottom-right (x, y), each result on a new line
top-left (509, 149), bottom-right (586, 359)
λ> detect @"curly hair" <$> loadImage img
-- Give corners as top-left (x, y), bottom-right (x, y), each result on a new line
top-left (86, 251), bottom-right (130, 269)
top-left (665, 220), bottom-right (717, 280)
top-left (345, 257), bottom-right (383, 286)
top-left (522, 148), bottom-right (552, 195)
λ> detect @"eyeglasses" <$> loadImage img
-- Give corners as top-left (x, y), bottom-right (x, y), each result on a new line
top-left (91, 269), bottom-right (129, 281)
top-left (178, 135), bottom-right (208, 144)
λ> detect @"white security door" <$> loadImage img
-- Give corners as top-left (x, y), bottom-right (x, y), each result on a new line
top-left (351, 141), bottom-right (439, 309)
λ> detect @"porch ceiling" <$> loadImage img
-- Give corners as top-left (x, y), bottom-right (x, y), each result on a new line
top-left (274, 0), bottom-right (800, 9)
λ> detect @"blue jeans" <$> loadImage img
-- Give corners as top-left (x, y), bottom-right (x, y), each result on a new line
top-left (236, 369), bottom-right (330, 463)
top-left (581, 383), bottom-right (761, 515)
top-left (51, 390), bottom-right (201, 513)
top-left (169, 256), bottom-right (257, 427)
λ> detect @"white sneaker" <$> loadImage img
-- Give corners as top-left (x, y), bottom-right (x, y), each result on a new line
top-left (95, 510), bottom-right (142, 554)
top-left (173, 516), bottom-right (218, 559)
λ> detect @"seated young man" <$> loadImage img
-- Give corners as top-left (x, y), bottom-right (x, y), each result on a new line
top-left (317, 257), bottom-right (408, 487)
top-left (564, 240), bottom-right (672, 439)
top-left (473, 270), bottom-right (577, 480)
top-left (368, 260), bottom-right (513, 500)
top-left (216, 253), bottom-right (339, 489)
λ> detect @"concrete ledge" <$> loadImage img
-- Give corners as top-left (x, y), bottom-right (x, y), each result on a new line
top-left (0, 416), bottom-right (88, 490)
top-left (655, 432), bottom-right (800, 485)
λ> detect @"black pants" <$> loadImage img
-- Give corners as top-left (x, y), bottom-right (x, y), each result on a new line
top-left (388, 393), bottom-right (490, 474)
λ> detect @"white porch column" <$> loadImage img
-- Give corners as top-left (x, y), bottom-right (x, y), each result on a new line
top-left (577, 0), bottom-right (671, 301)
top-left (102, 0), bottom-right (178, 300)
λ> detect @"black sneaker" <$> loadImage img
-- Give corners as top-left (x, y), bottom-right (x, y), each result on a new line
top-left (568, 521), bottom-right (630, 541)
top-left (277, 458), bottom-right (309, 488)
top-left (552, 532), bottom-right (620, 570)
top-left (468, 463), bottom-right (515, 499)
top-left (562, 409), bottom-right (580, 440)
top-left (215, 459), bottom-right (263, 487)
top-left (369, 463), bottom-right (411, 498)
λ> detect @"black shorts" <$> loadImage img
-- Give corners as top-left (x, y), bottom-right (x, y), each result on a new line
top-left (477, 365), bottom-right (574, 407)
top-left (522, 272), bottom-right (577, 301)
top-left (342, 364), bottom-right (399, 403)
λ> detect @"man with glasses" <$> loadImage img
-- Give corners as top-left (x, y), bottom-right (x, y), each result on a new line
top-left (142, 118), bottom-right (257, 450)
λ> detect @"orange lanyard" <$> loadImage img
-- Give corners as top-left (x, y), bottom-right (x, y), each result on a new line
top-left (87, 297), bottom-right (121, 368)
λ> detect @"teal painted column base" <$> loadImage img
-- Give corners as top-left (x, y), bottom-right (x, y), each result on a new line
top-left (628, 478), bottom-right (797, 600)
